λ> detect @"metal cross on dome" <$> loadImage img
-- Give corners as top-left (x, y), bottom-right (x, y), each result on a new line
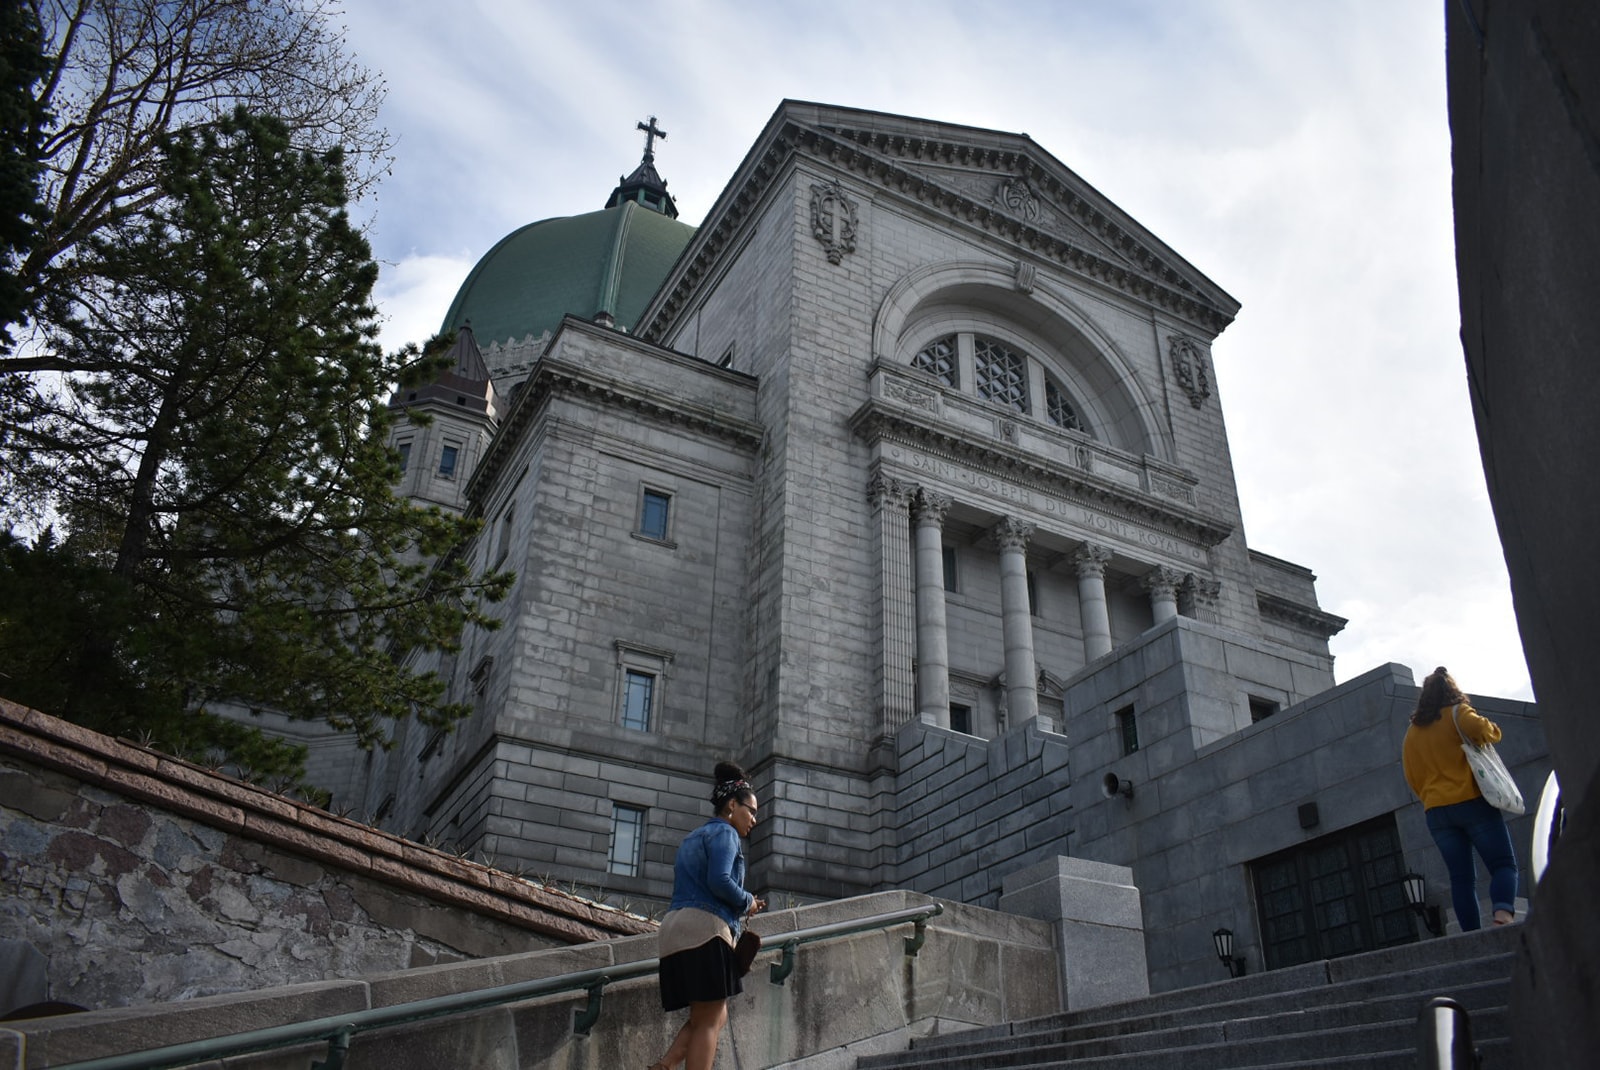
top-left (637, 115), bottom-right (667, 162)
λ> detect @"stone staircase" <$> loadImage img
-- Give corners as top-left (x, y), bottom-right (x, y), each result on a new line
top-left (858, 925), bottom-right (1516, 1070)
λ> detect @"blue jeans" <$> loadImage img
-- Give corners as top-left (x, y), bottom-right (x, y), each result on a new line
top-left (1425, 796), bottom-right (1519, 931)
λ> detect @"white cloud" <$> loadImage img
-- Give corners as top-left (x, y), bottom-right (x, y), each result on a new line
top-left (371, 252), bottom-right (477, 356)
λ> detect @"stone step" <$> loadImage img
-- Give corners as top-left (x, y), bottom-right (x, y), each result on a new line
top-left (858, 929), bottom-right (1515, 1070)
top-left (860, 1007), bottom-right (1509, 1069)
top-left (875, 954), bottom-right (1509, 1065)
top-left (862, 978), bottom-right (1506, 1068)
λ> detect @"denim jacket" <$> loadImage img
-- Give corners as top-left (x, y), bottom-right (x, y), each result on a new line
top-left (669, 818), bottom-right (752, 933)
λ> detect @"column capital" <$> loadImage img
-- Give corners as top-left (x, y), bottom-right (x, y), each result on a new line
top-left (991, 515), bottom-right (1034, 553)
top-left (1178, 572), bottom-right (1223, 618)
top-left (911, 488), bottom-right (953, 526)
top-left (1140, 565), bottom-right (1186, 597)
top-left (868, 472), bottom-right (915, 509)
top-left (1071, 542), bottom-right (1113, 578)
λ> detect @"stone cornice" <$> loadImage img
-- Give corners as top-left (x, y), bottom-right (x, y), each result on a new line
top-left (641, 113), bottom-right (1238, 344)
top-left (0, 699), bottom-right (655, 942)
top-left (848, 397), bottom-right (1234, 550)
top-left (467, 319), bottom-right (763, 506)
top-left (1256, 591), bottom-right (1349, 638)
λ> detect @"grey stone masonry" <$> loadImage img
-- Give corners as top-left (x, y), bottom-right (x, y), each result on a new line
top-left (893, 717), bottom-right (1072, 906)
top-left (999, 856), bottom-right (1150, 1011)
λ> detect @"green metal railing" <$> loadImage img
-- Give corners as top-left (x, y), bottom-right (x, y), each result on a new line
top-left (44, 903), bottom-right (943, 1070)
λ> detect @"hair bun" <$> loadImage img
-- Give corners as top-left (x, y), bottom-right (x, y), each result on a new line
top-left (714, 761), bottom-right (746, 784)
top-left (1434, 666), bottom-right (1449, 676)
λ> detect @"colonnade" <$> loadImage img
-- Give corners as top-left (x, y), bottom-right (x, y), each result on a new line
top-left (871, 474), bottom-right (1212, 733)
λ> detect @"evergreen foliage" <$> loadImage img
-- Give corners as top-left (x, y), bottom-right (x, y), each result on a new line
top-left (0, 109), bottom-right (507, 785)
top-left (0, 0), bottom-right (48, 343)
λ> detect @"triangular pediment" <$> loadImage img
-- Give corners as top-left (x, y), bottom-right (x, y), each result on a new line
top-left (639, 101), bottom-right (1240, 344)
top-left (893, 164), bottom-right (1138, 268)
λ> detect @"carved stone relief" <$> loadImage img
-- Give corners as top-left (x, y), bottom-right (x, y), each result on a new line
top-left (1013, 260), bottom-right (1037, 295)
top-left (883, 378), bottom-right (940, 414)
top-left (1169, 335), bottom-right (1212, 409)
top-left (810, 179), bottom-right (859, 265)
top-left (994, 178), bottom-right (1041, 222)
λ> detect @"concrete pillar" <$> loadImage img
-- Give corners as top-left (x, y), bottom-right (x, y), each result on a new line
top-left (998, 855), bottom-right (1150, 1011)
top-left (993, 517), bottom-right (1038, 725)
top-left (868, 473), bottom-right (916, 735)
top-left (911, 489), bottom-right (953, 727)
top-left (1141, 566), bottom-right (1184, 625)
top-left (1073, 543), bottom-right (1114, 661)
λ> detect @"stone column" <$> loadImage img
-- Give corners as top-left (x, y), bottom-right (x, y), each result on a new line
top-left (994, 517), bottom-right (1039, 725)
top-left (1073, 543), bottom-right (1114, 661)
top-left (1141, 566), bottom-right (1184, 625)
top-left (868, 473), bottom-right (917, 735)
top-left (911, 489), bottom-right (953, 727)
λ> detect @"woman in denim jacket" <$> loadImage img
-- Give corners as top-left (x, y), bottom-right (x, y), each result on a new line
top-left (649, 762), bottom-right (766, 1070)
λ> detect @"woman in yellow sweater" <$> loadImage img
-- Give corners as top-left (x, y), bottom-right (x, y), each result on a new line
top-left (1402, 667), bottom-right (1518, 930)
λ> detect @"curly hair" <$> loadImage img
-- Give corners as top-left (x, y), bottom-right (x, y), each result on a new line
top-left (710, 761), bottom-right (755, 813)
top-left (1411, 666), bottom-right (1467, 726)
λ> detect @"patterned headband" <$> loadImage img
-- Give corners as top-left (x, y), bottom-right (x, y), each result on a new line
top-left (712, 778), bottom-right (752, 805)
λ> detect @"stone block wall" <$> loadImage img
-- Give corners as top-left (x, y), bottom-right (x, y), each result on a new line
top-left (0, 702), bottom-right (652, 1014)
top-left (1061, 625), bottom-right (1549, 992)
top-left (892, 717), bottom-right (1073, 906)
top-left (3, 891), bottom-right (1061, 1070)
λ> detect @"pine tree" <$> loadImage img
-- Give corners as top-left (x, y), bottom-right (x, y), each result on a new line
top-left (0, 110), bottom-right (507, 784)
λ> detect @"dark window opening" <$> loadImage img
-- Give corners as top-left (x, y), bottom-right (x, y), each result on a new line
top-left (950, 703), bottom-right (973, 735)
top-left (1116, 705), bottom-right (1138, 755)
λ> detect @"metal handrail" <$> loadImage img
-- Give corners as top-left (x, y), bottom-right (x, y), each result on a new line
top-left (43, 902), bottom-right (943, 1070)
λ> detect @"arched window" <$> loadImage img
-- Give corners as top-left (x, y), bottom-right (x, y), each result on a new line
top-left (974, 336), bottom-right (1027, 413)
top-left (912, 334), bottom-right (958, 387)
top-left (1045, 378), bottom-right (1082, 431)
top-left (903, 329), bottom-right (1093, 437)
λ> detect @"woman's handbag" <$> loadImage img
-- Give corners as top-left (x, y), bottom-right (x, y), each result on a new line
top-left (733, 929), bottom-right (761, 976)
top-left (1452, 705), bottom-right (1526, 815)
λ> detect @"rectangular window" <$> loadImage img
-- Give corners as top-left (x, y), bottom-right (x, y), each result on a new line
top-left (494, 504), bottom-right (515, 568)
top-left (1027, 570), bottom-right (1039, 616)
top-left (950, 703), bottom-right (972, 735)
top-left (396, 440), bottom-right (411, 474)
top-left (438, 443), bottom-right (460, 479)
top-left (621, 669), bottom-right (655, 731)
top-left (942, 546), bottom-right (958, 593)
top-left (1116, 705), bottom-right (1139, 755)
top-left (639, 489), bottom-right (671, 541)
top-left (608, 805), bottom-right (645, 877)
top-left (1249, 696), bottom-right (1280, 723)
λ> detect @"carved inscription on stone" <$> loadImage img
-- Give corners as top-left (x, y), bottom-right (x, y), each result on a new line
top-left (810, 179), bottom-right (859, 265)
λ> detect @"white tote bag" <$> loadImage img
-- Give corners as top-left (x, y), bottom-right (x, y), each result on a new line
top-left (1452, 704), bottom-right (1526, 815)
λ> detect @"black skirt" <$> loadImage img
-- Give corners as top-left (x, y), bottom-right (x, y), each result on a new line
top-left (658, 936), bottom-right (743, 1011)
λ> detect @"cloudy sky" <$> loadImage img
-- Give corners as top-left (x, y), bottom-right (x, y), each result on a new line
top-left (338, 0), bottom-right (1533, 702)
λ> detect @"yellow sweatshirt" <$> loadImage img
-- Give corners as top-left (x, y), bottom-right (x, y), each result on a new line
top-left (1402, 702), bottom-right (1503, 810)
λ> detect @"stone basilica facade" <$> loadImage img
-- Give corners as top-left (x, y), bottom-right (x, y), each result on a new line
top-left (336, 102), bottom-right (1547, 992)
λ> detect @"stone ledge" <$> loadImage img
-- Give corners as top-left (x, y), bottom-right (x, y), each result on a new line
top-left (0, 699), bottom-right (653, 945)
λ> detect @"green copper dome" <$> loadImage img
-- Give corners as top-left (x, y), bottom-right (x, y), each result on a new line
top-left (442, 153), bottom-right (696, 349)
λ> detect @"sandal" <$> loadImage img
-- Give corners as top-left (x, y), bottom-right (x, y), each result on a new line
top-left (1492, 909), bottom-right (1514, 926)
